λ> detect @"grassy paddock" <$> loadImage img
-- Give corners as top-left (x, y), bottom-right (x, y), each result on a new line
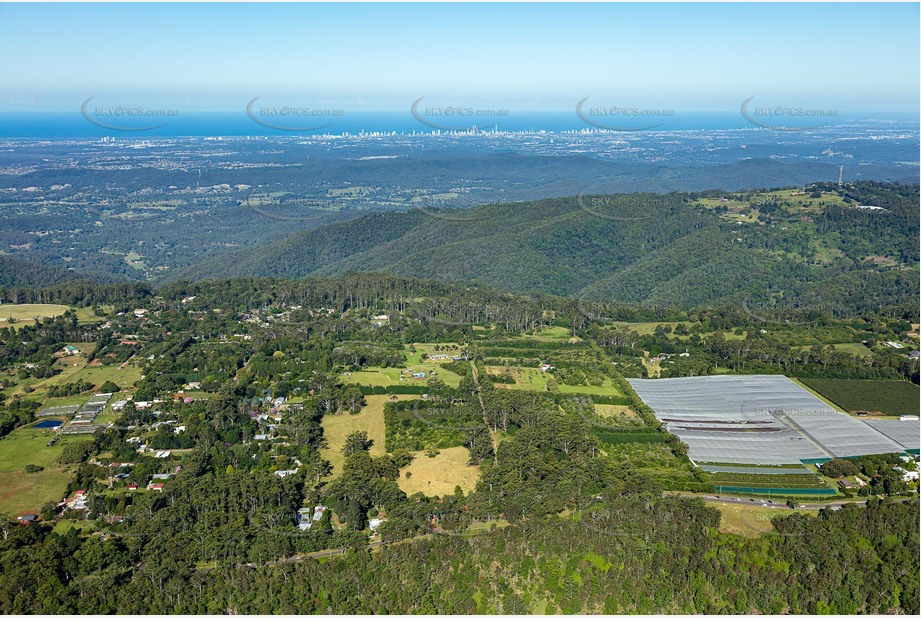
top-left (0, 428), bottom-right (88, 514)
top-left (320, 394), bottom-right (418, 477)
top-left (397, 446), bottom-right (480, 497)
top-left (340, 346), bottom-right (465, 389)
top-left (712, 502), bottom-right (816, 538)
top-left (0, 304), bottom-right (69, 327)
top-left (594, 404), bottom-right (637, 418)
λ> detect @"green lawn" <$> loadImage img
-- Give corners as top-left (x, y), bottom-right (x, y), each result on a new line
top-left (523, 326), bottom-right (580, 342)
top-left (0, 428), bottom-right (87, 515)
top-left (66, 362), bottom-right (142, 392)
top-left (341, 346), bottom-right (464, 389)
top-left (609, 321), bottom-right (687, 336)
top-left (489, 366), bottom-right (551, 392)
top-left (487, 366), bottom-right (624, 397)
top-left (0, 303), bottom-right (69, 327)
top-left (795, 342), bottom-right (874, 358)
top-left (7, 352), bottom-right (141, 401)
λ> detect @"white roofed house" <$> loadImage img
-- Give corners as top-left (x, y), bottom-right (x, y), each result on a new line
top-left (297, 507), bottom-right (313, 530)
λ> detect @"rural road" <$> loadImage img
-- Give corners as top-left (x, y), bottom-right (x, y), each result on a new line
top-left (685, 493), bottom-right (911, 511)
top-left (470, 361), bottom-right (499, 464)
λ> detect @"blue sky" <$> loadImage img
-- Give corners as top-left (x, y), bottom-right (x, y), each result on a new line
top-left (0, 2), bottom-right (918, 112)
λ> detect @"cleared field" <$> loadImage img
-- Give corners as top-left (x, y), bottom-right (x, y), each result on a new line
top-left (406, 343), bottom-right (464, 359)
top-left (341, 346), bottom-right (464, 389)
top-left (830, 342), bottom-right (875, 358)
top-left (397, 446), bottom-right (480, 497)
top-left (62, 362), bottom-right (142, 393)
top-left (642, 354), bottom-right (662, 378)
top-left (488, 365), bottom-right (625, 397)
top-left (523, 326), bottom-right (581, 342)
top-left (594, 404), bottom-right (637, 419)
top-left (712, 502), bottom-right (816, 538)
top-left (489, 366), bottom-right (551, 392)
top-left (794, 342), bottom-right (873, 358)
top-left (6, 349), bottom-right (140, 400)
top-left (610, 321), bottom-right (686, 336)
top-left (320, 394), bottom-right (417, 477)
top-left (558, 376), bottom-right (624, 396)
top-left (799, 378), bottom-right (920, 417)
top-left (0, 428), bottom-right (86, 514)
top-left (0, 304), bottom-right (69, 327)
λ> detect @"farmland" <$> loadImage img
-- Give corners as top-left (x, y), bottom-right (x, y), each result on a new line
top-left (340, 344), bottom-right (465, 389)
top-left (2, 346), bottom-right (141, 400)
top-left (709, 471), bottom-right (835, 495)
top-left (0, 303), bottom-right (69, 327)
top-left (397, 446), bottom-right (480, 497)
top-left (799, 378), bottom-right (920, 417)
top-left (0, 427), bottom-right (87, 514)
top-left (320, 394), bottom-right (403, 476)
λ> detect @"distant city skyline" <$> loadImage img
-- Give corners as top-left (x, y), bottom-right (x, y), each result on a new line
top-left (0, 2), bottom-right (918, 113)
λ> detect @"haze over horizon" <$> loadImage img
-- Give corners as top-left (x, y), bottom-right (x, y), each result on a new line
top-left (1, 2), bottom-right (918, 114)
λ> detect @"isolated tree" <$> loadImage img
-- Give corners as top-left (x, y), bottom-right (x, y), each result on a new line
top-left (342, 431), bottom-right (374, 457)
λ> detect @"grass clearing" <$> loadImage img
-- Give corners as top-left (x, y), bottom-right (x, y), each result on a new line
top-left (320, 394), bottom-right (417, 477)
top-left (0, 428), bottom-right (87, 514)
top-left (490, 366), bottom-right (551, 392)
top-left (524, 326), bottom-right (580, 342)
top-left (594, 404), bottom-right (637, 419)
top-left (66, 362), bottom-right (142, 392)
top-left (0, 304), bottom-right (69, 327)
top-left (610, 321), bottom-right (685, 336)
top-left (712, 502), bottom-right (816, 538)
top-left (341, 345), bottom-right (465, 389)
top-left (397, 446), bottom-right (480, 497)
top-left (642, 353), bottom-right (662, 378)
top-left (7, 348), bottom-right (140, 400)
top-left (559, 376), bottom-right (624, 397)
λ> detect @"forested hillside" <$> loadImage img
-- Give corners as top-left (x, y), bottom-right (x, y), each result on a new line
top-left (0, 498), bottom-right (916, 614)
top-left (178, 182), bottom-right (919, 312)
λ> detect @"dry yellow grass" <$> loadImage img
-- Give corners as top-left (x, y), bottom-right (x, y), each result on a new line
top-left (712, 502), bottom-right (816, 538)
top-left (320, 394), bottom-right (417, 477)
top-left (397, 446), bottom-right (480, 497)
top-left (594, 404), bottom-right (637, 418)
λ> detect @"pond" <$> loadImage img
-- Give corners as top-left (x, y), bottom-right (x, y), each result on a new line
top-left (33, 419), bottom-right (63, 429)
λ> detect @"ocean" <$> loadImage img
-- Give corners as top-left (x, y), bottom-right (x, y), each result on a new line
top-left (0, 111), bottom-right (916, 138)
